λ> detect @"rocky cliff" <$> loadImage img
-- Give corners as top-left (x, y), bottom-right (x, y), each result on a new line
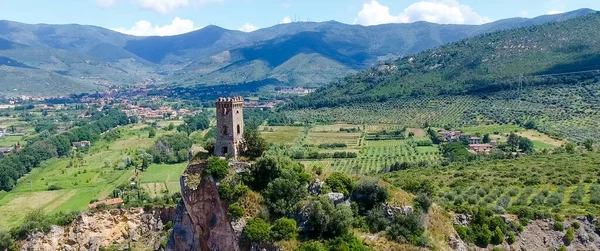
top-left (166, 160), bottom-right (239, 251)
top-left (21, 208), bottom-right (165, 251)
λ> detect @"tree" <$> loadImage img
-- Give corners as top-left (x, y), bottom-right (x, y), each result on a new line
top-left (584, 139), bottom-right (595, 152)
top-left (483, 134), bottom-right (491, 144)
top-left (565, 142), bottom-right (577, 154)
top-left (263, 177), bottom-right (308, 217)
top-left (166, 123), bottom-right (175, 131)
top-left (507, 133), bottom-right (520, 152)
top-left (205, 157), bottom-right (229, 180)
top-left (365, 206), bottom-right (390, 233)
top-left (518, 137), bottom-right (534, 153)
top-left (271, 218), bottom-right (298, 241)
top-left (136, 150), bottom-right (154, 171)
top-left (148, 128), bottom-right (156, 138)
top-left (243, 218), bottom-right (272, 244)
top-left (327, 204), bottom-right (354, 237)
top-left (247, 155), bottom-right (305, 191)
top-left (325, 172), bottom-right (355, 196)
top-left (241, 128), bottom-right (269, 159)
top-left (351, 178), bottom-right (389, 214)
top-left (306, 196), bottom-right (353, 238)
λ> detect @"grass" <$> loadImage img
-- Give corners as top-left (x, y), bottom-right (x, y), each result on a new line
top-left (458, 124), bottom-right (523, 135)
top-left (310, 124), bottom-right (361, 132)
top-left (407, 128), bottom-right (426, 137)
top-left (259, 126), bottom-right (304, 146)
top-left (0, 124), bottom-right (178, 230)
top-left (139, 163), bottom-right (187, 197)
top-left (306, 132), bottom-right (361, 147)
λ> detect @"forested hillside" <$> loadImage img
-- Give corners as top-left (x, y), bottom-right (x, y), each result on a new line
top-left (290, 12), bottom-right (600, 108)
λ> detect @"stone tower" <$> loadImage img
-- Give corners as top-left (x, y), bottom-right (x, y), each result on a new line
top-left (214, 96), bottom-right (244, 158)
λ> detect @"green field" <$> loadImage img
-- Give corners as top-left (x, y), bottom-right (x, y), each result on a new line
top-left (259, 126), bottom-right (305, 146)
top-left (0, 124), bottom-right (178, 230)
top-left (139, 163), bottom-right (187, 197)
top-left (328, 140), bottom-right (441, 174)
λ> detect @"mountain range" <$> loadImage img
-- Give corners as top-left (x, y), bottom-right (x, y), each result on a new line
top-left (0, 8), bottom-right (595, 97)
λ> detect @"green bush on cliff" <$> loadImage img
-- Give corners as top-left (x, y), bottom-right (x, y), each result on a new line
top-left (205, 157), bottom-right (229, 180)
top-left (243, 218), bottom-right (272, 243)
top-left (271, 218), bottom-right (298, 241)
top-left (228, 203), bottom-right (245, 220)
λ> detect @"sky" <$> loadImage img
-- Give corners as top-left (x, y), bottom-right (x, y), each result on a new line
top-left (0, 0), bottom-right (599, 36)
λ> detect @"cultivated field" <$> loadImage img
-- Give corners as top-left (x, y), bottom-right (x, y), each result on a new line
top-left (0, 124), bottom-right (177, 230)
top-left (386, 153), bottom-right (600, 216)
top-left (258, 126), bottom-right (305, 146)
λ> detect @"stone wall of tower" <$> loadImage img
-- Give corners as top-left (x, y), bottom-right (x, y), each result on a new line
top-left (214, 96), bottom-right (244, 158)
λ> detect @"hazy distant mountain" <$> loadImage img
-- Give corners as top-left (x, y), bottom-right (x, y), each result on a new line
top-left (0, 8), bottom-right (595, 96)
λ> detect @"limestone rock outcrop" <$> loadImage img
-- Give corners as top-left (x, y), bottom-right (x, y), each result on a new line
top-left (21, 208), bottom-right (165, 251)
top-left (166, 161), bottom-right (239, 251)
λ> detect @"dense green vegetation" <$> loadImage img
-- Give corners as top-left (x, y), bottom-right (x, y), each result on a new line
top-left (385, 152), bottom-right (600, 216)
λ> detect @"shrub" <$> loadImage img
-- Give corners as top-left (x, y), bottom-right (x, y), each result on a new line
top-left (325, 172), bottom-right (355, 196)
top-left (205, 157), bottom-right (229, 180)
top-left (507, 232), bottom-right (516, 244)
top-left (47, 184), bottom-right (62, 191)
top-left (243, 218), bottom-right (272, 243)
top-left (491, 226), bottom-right (504, 245)
top-left (572, 221), bottom-right (581, 229)
top-left (296, 241), bottom-right (327, 251)
top-left (351, 178), bottom-right (389, 214)
top-left (564, 227), bottom-right (574, 245)
top-left (0, 231), bottom-right (16, 251)
top-left (414, 193), bottom-right (432, 212)
top-left (271, 218), bottom-right (298, 241)
top-left (324, 234), bottom-right (372, 251)
top-left (228, 203), bottom-right (245, 220)
top-left (387, 212), bottom-right (427, 246)
top-left (473, 225), bottom-right (492, 247)
top-left (559, 246), bottom-right (567, 251)
top-left (554, 221), bottom-right (564, 231)
top-left (365, 206), bottom-right (390, 233)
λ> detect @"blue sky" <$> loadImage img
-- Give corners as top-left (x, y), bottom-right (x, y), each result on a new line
top-left (0, 0), bottom-right (598, 36)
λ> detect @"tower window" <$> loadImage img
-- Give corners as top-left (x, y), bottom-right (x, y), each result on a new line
top-left (237, 124), bottom-right (241, 134)
top-left (222, 125), bottom-right (228, 135)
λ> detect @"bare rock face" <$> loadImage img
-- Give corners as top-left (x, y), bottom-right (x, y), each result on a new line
top-left (21, 208), bottom-right (164, 251)
top-left (167, 161), bottom-right (240, 251)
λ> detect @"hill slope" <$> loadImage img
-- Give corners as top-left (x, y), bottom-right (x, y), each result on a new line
top-left (0, 9), bottom-right (595, 96)
top-left (291, 11), bottom-right (600, 108)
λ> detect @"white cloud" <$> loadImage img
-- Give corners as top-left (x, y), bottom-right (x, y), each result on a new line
top-left (546, 10), bottom-right (564, 15)
top-left (238, 23), bottom-right (259, 32)
top-left (100, 0), bottom-right (223, 13)
top-left (111, 17), bottom-right (200, 36)
top-left (520, 10), bottom-right (529, 18)
top-left (280, 2), bottom-right (292, 8)
top-left (354, 0), bottom-right (490, 26)
top-left (280, 16), bottom-right (292, 24)
top-left (96, 0), bottom-right (117, 8)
